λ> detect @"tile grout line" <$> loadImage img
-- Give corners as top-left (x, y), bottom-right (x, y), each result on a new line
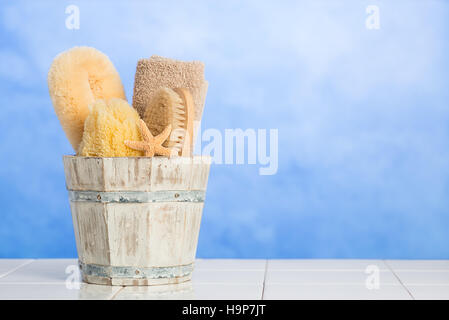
top-left (0, 259), bottom-right (35, 280)
top-left (261, 260), bottom-right (268, 300)
top-left (255, 282), bottom-right (406, 285)
top-left (0, 282), bottom-right (68, 285)
top-left (383, 259), bottom-right (414, 300)
top-left (195, 269), bottom-right (266, 271)
top-left (249, 268), bottom-right (391, 272)
top-left (384, 269), bottom-right (449, 272)
top-left (109, 286), bottom-right (126, 300)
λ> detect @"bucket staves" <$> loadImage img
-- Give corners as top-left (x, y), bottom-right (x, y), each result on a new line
top-left (63, 155), bottom-right (211, 286)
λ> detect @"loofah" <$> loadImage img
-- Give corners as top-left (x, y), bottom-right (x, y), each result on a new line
top-left (78, 98), bottom-right (143, 157)
top-left (143, 87), bottom-right (194, 157)
top-left (48, 46), bottom-right (126, 152)
top-left (132, 55), bottom-right (208, 145)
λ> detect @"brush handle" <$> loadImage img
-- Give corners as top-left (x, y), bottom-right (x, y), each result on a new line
top-left (174, 88), bottom-right (195, 157)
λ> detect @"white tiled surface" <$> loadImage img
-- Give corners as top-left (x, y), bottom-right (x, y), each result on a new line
top-left (0, 259), bottom-right (79, 283)
top-left (195, 259), bottom-right (266, 270)
top-left (263, 284), bottom-right (411, 300)
top-left (405, 285), bottom-right (449, 300)
top-left (266, 269), bottom-right (400, 285)
top-left (114, 283), bottom-right (263, 300)
top-left (0, 259), bottom-right (33, 278)
top-left (0, 259), bottom-right (448, 300)
top-left (268, 259), bottom-right (389, 270)
top-left (392, 271), bottom-right (449, 285)
top-left (385, 260), bottom-right (449, 270)
top-left (0, 283), bottom-right (121, 300)
top-left (192, 269), bottom-right (265, 284)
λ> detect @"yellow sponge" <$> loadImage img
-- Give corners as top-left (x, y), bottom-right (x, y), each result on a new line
top-left (78, 98), bottom-right (143, 157)
top-left (48, 46), bottom-right (126, 152)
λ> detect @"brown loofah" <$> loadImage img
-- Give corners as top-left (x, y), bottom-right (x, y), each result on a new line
top-left (132, 55), bottom-right (208, 124)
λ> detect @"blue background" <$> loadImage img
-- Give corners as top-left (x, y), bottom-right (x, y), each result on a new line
top-left (1, 0), bottom-right (448, 259)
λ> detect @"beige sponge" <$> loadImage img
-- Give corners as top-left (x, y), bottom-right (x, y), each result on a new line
top-left (132, 55), bottom-right (208, 124)
top-left (48, 46), bottom-right (126, 151)
top-left (78, 98), bottom-right (143, 157)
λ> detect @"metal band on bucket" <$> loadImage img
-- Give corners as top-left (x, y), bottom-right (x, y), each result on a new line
top-left (79, 261), bottom-right (194, 279)
top-left (68, 190), bottom-right (205, 203)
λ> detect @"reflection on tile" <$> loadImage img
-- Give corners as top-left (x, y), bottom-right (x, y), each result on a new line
top-left (268, 259), bottom-right (388, 270)
top-left (386, 260), bottom-right (449, 271)
top-left (266, 269), bottom-right (400, 285)
top-left (77, 283), bottom-right (122, 300)
top-left (192, 269), bottom-right (265, 284)
top-left (263, 283), bottom-right (412, 300)
top-left (195, 259), bottom-right (266, 270)
top-left (114, 282), bottom-right (263, 300)
top-left (394, 271), bottom-right (449, 285)
top-left (192, 283), bottom-right (263, 300)
top-left (0, 260), bottom-right (34, 278)
top-left (114, 282), bottom-right (194, 300)
top-left (0, 259), bottom-right (78, 283)
top-left (0, 283), bottom-right (120, 300)
top-left (406, 285), bottom-right (449, 300)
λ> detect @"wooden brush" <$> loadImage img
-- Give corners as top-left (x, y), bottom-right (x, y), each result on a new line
top-left (142, 87), bottom-right (194, 157)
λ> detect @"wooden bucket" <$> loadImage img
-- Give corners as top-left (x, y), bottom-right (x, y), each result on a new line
top-left (63, 155), bottom-right (211, 286)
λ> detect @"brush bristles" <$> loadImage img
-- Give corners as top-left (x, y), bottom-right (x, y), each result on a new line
top-left (143, 88), bottom-right (189, 155)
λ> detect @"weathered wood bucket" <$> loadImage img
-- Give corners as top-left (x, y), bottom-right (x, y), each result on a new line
top-left (63, 155), bottom-right (211, 286)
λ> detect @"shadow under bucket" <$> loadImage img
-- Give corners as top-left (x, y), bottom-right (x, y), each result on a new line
top-left (63, 155), bottom-right (211, 286)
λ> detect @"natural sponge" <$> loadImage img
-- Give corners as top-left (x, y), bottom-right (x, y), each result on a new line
top-left (78, 98), bottom-right (143, 157)
top-left (48, 46), bottom-right (126, 152)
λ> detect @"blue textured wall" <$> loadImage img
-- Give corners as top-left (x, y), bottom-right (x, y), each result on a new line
top-left (1, 0), bottom-right (448, 258)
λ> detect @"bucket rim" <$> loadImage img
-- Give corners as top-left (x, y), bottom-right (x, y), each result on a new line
top-left (63, 154), bottom-right (212, 162)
